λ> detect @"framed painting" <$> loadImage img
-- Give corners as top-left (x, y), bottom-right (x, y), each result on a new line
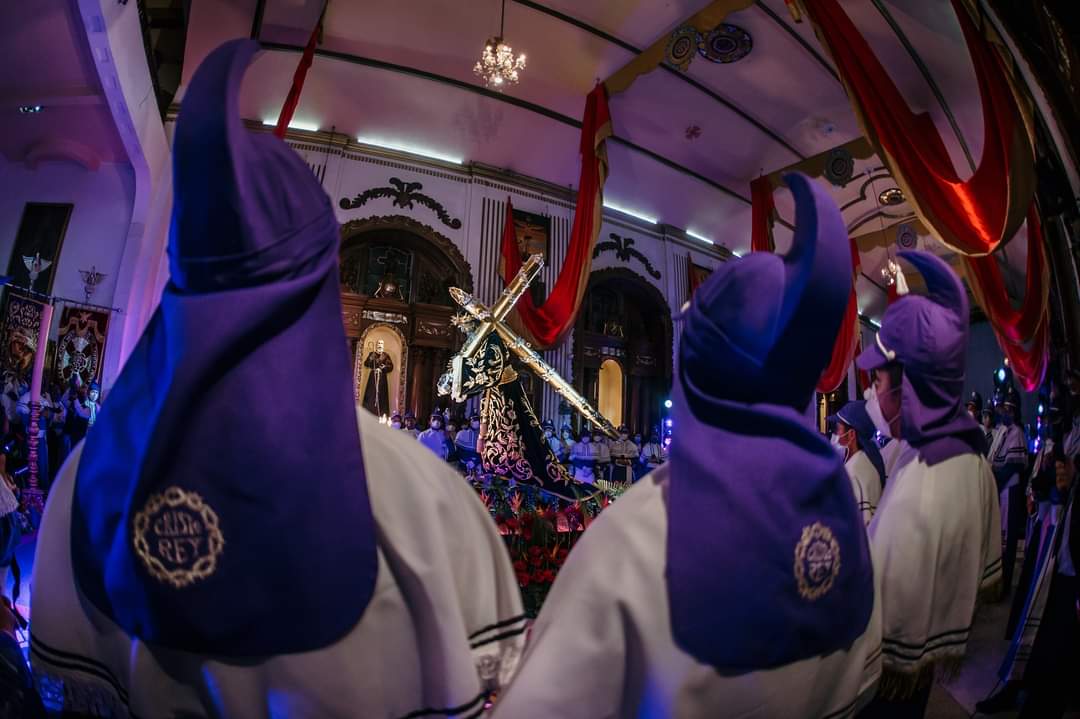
top-left (512, 209), bottom-right (550, 261)
top-left (5, 202), bottom-right (73, 294)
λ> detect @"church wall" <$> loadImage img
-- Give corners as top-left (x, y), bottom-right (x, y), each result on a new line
top-left (0, 157), bottom-right (135, 341)
top-left (155, 126), bottom-right (730, 421)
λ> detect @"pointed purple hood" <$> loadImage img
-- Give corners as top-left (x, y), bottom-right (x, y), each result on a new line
top-left (856, 251), bottom-right (985, 464)
top-left (70, 40), bottom-right (377, 656)
top-left (668, 173), bottom-right (874, 673)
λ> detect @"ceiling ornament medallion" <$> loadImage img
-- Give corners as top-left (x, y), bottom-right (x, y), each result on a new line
top-left (878, 187), bottom-right (905, 206)
top-left (473, 0), bottom-right (526, 89)
top-left (824, 147), bottom-right (855, 186)
top-left (896, 223), bottom-right (917, 250)
top-left (697, 24), bottom-right (753, 64)
top-left (592, 233), bottom-right (662, 280)
top-left (666, 25), bottom-right (699, 72)
top-left (339, 178), bottom-right (463, 229)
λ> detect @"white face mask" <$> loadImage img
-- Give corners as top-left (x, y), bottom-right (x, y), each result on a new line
top-left (864, 386), bottom-right (897, 438)
top-left (391, 422), bottom-right (402, 429)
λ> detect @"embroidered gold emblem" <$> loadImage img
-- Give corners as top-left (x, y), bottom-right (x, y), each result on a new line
top-left (132, 486), bottom-right (224, 589)
top-left (794, 521), bottom-right (841, 600)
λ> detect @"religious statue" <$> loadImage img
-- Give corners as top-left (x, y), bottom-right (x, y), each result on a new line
top-left (361, 339), bottom-right (394, 417)
top-left (438, 254), bottom-right (617, 501)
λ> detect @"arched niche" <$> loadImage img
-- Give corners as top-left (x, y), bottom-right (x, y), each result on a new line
top-left (598, 357), bottom-right (625, 427)
top-left (573, 267), bottom-right (673, 435)
top-left (339, 215), bottom-right (473, 423)
top-left (339, 215), bottom-right (473, 301)
top-left (355, 322), bottom-right (408, 418)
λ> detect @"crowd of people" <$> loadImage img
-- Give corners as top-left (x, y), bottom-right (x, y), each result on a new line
top-left (0, 374), bottom-right (102, 594)
top-left (393, 407), bottom-right (669, 483)
top-left (9, 43), bottom-right (1079, 719)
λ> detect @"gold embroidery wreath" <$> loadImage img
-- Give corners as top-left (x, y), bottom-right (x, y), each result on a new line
top-left (132, 486), bottom-right (225, 589)
top-left (793, 521), bottom-right (841, 601)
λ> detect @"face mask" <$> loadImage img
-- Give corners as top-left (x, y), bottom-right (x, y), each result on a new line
top-left (830, 433), bottom-right (841, 446)
top-left (471, 421), bottom-right (480, 430)
top-left (864, 386), bottom-right (897, 438)
top-left (391, 422), bottom-right (402, 429)
top-left (431, 421), bottom-right (442, 429)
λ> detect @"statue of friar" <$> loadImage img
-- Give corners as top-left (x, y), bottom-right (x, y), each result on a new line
top-left (361, 339), bottom-right (394, 417)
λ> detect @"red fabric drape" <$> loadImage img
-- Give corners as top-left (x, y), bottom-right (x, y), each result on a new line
top-left (750, 176), bottom-right (776, 253)
top-left (803, 0), bottom-right (1033, 257)
top-left (817, 236), bottom-right (861, 393)
top-left (274, 3), bottom-right (327, 139)
top-left (963, 207), bottom-right (1050, 389)
top-left (500, 84), bottom-right (612, 350)
top-left (803, 0), bottom-right (1047, 390)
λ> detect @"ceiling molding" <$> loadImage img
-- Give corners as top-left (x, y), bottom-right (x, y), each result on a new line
top-left (0, 88), bottom-right (104, 108)
top-left (257, 41), bottom-right (752, 205)
top-left (869, 0), bottom-right (975, 173)
top-left (22, 137), bottom-right (102, 171)
top-left (508, 0), bottom-right (805, 160)
top-left (752, 0), bottom-right (838, 82)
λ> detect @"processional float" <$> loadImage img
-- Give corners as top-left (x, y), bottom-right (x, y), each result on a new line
top-left (437, 254), bottom-right (618, 501)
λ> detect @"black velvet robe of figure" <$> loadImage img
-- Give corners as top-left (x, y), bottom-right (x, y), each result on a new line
top-left (362, 351), bottom-right (393, 417)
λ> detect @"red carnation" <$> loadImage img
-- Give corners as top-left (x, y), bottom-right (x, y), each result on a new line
top-left (513, 560), bottom-right (527, 574)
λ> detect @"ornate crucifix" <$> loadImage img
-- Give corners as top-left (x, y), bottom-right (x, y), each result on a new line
top-left (440, 254), bottom-right (618, 439)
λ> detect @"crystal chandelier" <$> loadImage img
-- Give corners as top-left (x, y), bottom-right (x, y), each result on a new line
top-left (473, 0), bottom-right (526, 89)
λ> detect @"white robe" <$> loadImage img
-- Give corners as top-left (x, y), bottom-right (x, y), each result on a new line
top-left (879, 439), bottom-right (915, 484)
top-left (30, 408), bottom-right (525, 719)
top-left (845, 451), bottom-right (882, 526)
top-left (867, 451), bottom-right (1001, 687)
top-left (492, 465), bottom-right (883, 719)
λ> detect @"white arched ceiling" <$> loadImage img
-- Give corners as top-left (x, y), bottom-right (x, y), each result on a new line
top-left (177, 0), bottom-right (1027, 321)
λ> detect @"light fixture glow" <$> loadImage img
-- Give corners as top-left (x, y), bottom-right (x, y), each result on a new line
top-left (731, 249), bottom-right (744, 257)
top-left (686, 229), bottom-right (714, 245)
top-left (473, 0), bottom-right (527, 89)
top-left (664, 399), bottom-right (673, 409)
top-left (997, 368), bottom-right (1006, 382)
top-left (473, 37), bottom-right (526, 89)
top-left (18, 105), bottom-right (43, 114)
top-left (355, 136), bottom-right (464, 165)
top-left (262, 119), bottom-right (320, 132)
top-left (603, 202), bottom-right (657, 224)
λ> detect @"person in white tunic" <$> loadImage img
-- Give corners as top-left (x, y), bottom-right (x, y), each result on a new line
top-left (29, 40), bottom-right (524, 719)
top-left (493, 174), bottom-right (882, 719)
top-left (855, 250), bottom-right (1002, 718)
top-left (993, 389), bottom-right (1029, 597)
top-left (831, 401), bottom-right (885, 526)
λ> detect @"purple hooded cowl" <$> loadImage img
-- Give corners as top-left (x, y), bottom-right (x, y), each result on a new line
top-left (667, 173), bottom-right (874, 674)
top-left (69, 40), bottom-right (377, 656)
top-left (856, 251), bottom-right (986, 464)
